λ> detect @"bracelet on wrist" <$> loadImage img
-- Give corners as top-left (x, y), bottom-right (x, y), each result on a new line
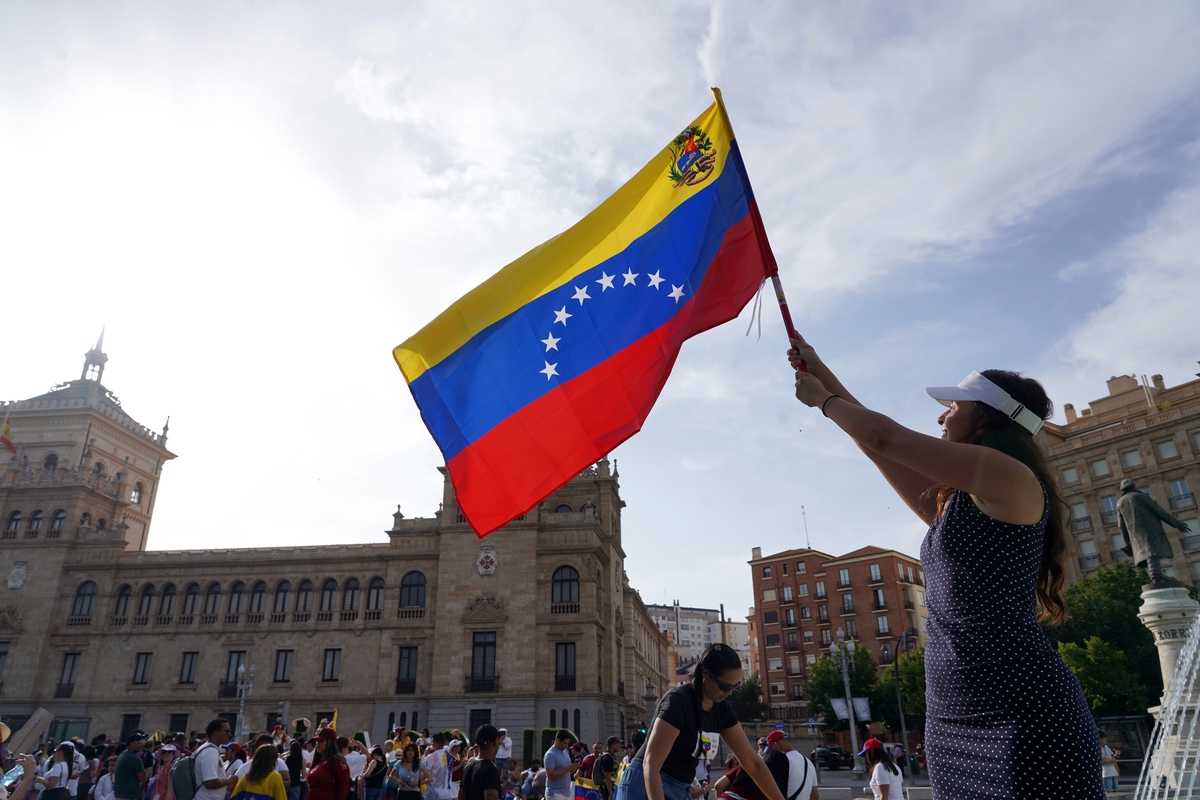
top-left (820, 394), bottom-right (841, 417)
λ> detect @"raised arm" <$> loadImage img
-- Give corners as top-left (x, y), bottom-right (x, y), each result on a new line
top-left (794, 371), bottom-right (1043, 525)
top-left (789, 336), bottom-right (940, 523)
top-left (641, 719), bottom-right (681, 800)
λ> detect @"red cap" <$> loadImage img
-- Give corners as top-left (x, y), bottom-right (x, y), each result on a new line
top-left (316, 727), bottom-right (338, 741)
top-left (766, 731), bottom-right (789, 744)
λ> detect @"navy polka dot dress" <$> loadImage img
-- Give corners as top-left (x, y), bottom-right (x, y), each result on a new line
top-left (920, 489), bottom-right (1103, 799)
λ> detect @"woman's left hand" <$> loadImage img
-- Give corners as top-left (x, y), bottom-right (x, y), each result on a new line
top-left (794, 371), bottom-right (832, 408)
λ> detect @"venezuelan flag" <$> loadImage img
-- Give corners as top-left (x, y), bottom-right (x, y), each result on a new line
top-left (574, 780), bottom-right (602, 800)
top-left (394, 88), bottom-right (778, 536)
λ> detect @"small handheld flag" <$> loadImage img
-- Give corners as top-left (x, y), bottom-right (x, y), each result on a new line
top-left (394, 89), bottom-right (781, 536)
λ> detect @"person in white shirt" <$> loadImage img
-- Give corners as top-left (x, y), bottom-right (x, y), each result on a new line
top-left (421, 734), bottom-right (452, 800)
top-left (1099, 732), bottom-right (1120, 793)
top-left (91, 758), bottom-right (116, 800)
top-left (495, 729), bottom-right (513, 773)
top-left (196, 719), bottom-right (240, 800)
top-left (855, 739), bottom-right (902, 800)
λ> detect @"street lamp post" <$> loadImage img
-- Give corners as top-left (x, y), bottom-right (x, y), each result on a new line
top-left (236, 662), bottom-right (257, 739)
top-left (830, 630), bottom-right (864, 781)
top-left (892, 630), bottom-right (918, 777)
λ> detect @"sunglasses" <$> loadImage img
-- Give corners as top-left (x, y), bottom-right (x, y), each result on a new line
top-left (712, 676), bottom-right (740, 693)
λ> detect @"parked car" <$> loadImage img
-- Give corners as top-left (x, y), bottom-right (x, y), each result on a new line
top-left (810, 746), bottom-right (854, 770)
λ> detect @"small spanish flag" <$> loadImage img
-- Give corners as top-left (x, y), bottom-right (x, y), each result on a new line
top-left (1, 415), bottom-right (15, 454)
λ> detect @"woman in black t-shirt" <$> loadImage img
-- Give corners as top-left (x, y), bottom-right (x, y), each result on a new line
top-left (615, 644), bottom-right (784, 800)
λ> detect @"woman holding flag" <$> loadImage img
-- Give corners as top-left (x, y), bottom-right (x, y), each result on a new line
top-left (787, 336), bottom-right (1102, 798)
top-left (615, 644), bottom-right (784, 800)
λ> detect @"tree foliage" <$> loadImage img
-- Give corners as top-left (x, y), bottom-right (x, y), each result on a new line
top-left (805, 641), bottom-right (879, 730)
top-left (1043, 562), bottom-right (1161, 700)
top-left (729, 674), bottom-right (769, 722)
top-left (1057, 636), bottom-right (1150, 716)
top-left (872, 647), bottom-right (926, 733)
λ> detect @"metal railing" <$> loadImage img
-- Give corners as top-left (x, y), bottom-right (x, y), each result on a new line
top-left (554, 676), bottom-right (576, 691)
top-left (66, 616), bottom-right (92, 627)
top-left (465, 676), bottom-right (499, 693)
top-left (55, 683), bottom-right (74, 698)
top-left (1071, 517), bottom-right (1093, 532)
top-left (1169, 493), bottom-right (1195, 511)
top-left (1100, 510), bottom-right (1118, 525)
top-left (218, 680), bottom-right (239, 698)
top-left (398, 607), bottom-right (425, 619)
top-left (1078, 554), bottom-right (1101, 570)
top-left (551, 603), bottom-right (580, 615)
top-left (395, 678), bottom-right (416, 695)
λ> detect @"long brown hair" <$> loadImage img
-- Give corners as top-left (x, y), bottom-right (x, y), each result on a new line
top-left (246, 743), bottom-right (279, 785)
top-left (922, 369), bottom-right (1067, 623)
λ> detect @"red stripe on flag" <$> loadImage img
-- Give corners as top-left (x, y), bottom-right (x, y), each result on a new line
top-left (447, 208), bottom-right (768, 536)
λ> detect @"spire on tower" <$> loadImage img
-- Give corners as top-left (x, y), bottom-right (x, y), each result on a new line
top-left (81, 328), bottom-right (109, 382)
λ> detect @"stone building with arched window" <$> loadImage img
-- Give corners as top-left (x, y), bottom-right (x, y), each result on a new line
top-left (0, 339), bottom-right (674, 756)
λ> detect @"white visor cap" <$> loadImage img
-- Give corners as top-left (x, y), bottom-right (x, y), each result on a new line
top-left (925, 371), bottom-right (1044, 436)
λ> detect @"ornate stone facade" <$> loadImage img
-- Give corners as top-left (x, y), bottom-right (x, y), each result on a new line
top-left (0, 342), bottom-right (674, 759)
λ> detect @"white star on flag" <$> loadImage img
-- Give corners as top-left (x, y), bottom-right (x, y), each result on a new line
top-left (622, 269), bottom-right (639, 286)
top-left (540, 361), bottom-right (559, 380)
top-left (554, 306), bottom-right (572, 325)
top-left (647, 270), bottom-right (665, 289)
top-left (541, 333), bottom-right (561, 351)
top-left (572, 286), bottom-right (591, 304)
top-left (596, 272), bottom-right (615, 291)
top-left (669, 284), bottom-right (686, 303)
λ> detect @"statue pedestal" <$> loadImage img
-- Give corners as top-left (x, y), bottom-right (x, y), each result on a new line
top-left (1138, 584), bottom-right (1200, 705)
top-left (1137, 586), bottom-right (1200, 796)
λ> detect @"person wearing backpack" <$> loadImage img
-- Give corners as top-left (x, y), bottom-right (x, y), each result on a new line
top-left (177, 720), bottom-right (239, 800)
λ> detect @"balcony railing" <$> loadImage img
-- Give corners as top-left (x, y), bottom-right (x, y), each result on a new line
top-left (839, 605), bottom-right (856, 615)
top-left (246, 613), bottom-right (264, 624)
top-left (868, 576), bottom-right (884, 585)
top-left (1100, 511), bottom-right (1118, 525)
top-left (111, 616), bottom-right (127, 627)
top-left (837, 580), bottom-right (852, 589)
top-left (465, 676), bottom-right (499, 693)
top-left (225, 613), bottom-right (241, 625)
top-left (398, 607), bottom-right (425, 619)
top-left (1169, 493), bottom-right (1196, 511)
top-left (814, 591), bottom-right (827, 600)
top-left (395, 678), bottom-right (416, 695)
top-left (817, 614), bottom-right (830, 625)
top-left (340, 611), bottom-right (358, 622)
top-left (133, 616), bottom-right (149, 626)
top-left (67, 616), bottom-right (92, 627)
top-left (1071, 517), bottom-right (1093, 532)
top-left (316, 611), bottom-right (333, 622)
top-left (270, 613), bottom-right (287, 624)
top-left (872, 601), bottom-right (887, 611)
top-left (218, 680), bottom-right (239, 698)
top-left (551, 603), bottom-right (580, 615)
top-left (178, 615), bottom-right (193, 625)
top-left (199, 614), bottom-right (217, 626)
top-left (555, 676), bottom-right (576, 691)
top-left (156, 615), bottom-right (174, 625)
top-left (365, 610), bottom-right (381, 621)
top-left (55, 682), bottom-right (75, 698)
top-left (293, 612), bottom-right (311, 623)
top-left (1181, 534), bottom-right (1200, 552)
top-left (1111, 550), bottom-right (1132, 563)
top-left (1078, 554), bottom-right (1101, 570)
top-left (903, 599), bottom-right (915, 609)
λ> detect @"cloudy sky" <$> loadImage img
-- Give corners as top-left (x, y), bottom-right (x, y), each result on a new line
top-left (3, 2), bottom-right (1199, 620)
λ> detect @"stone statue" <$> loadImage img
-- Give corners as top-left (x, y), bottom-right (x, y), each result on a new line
top-left (1117, 478), bottom-right (1190, 585)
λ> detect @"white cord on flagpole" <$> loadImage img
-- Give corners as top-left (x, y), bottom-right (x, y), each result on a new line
top-left (744, 278), bottom-right (766, 340)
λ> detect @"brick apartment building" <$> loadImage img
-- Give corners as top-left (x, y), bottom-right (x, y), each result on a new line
top-left (747, 546), bottom-right (927, 721)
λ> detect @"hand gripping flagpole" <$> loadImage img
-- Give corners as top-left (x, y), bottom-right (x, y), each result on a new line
top-left (711, 88), bottom-right (807, 372)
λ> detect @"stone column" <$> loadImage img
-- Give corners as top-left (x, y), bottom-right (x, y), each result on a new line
top-left (1138, 584), bottom-right (1200, 708)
